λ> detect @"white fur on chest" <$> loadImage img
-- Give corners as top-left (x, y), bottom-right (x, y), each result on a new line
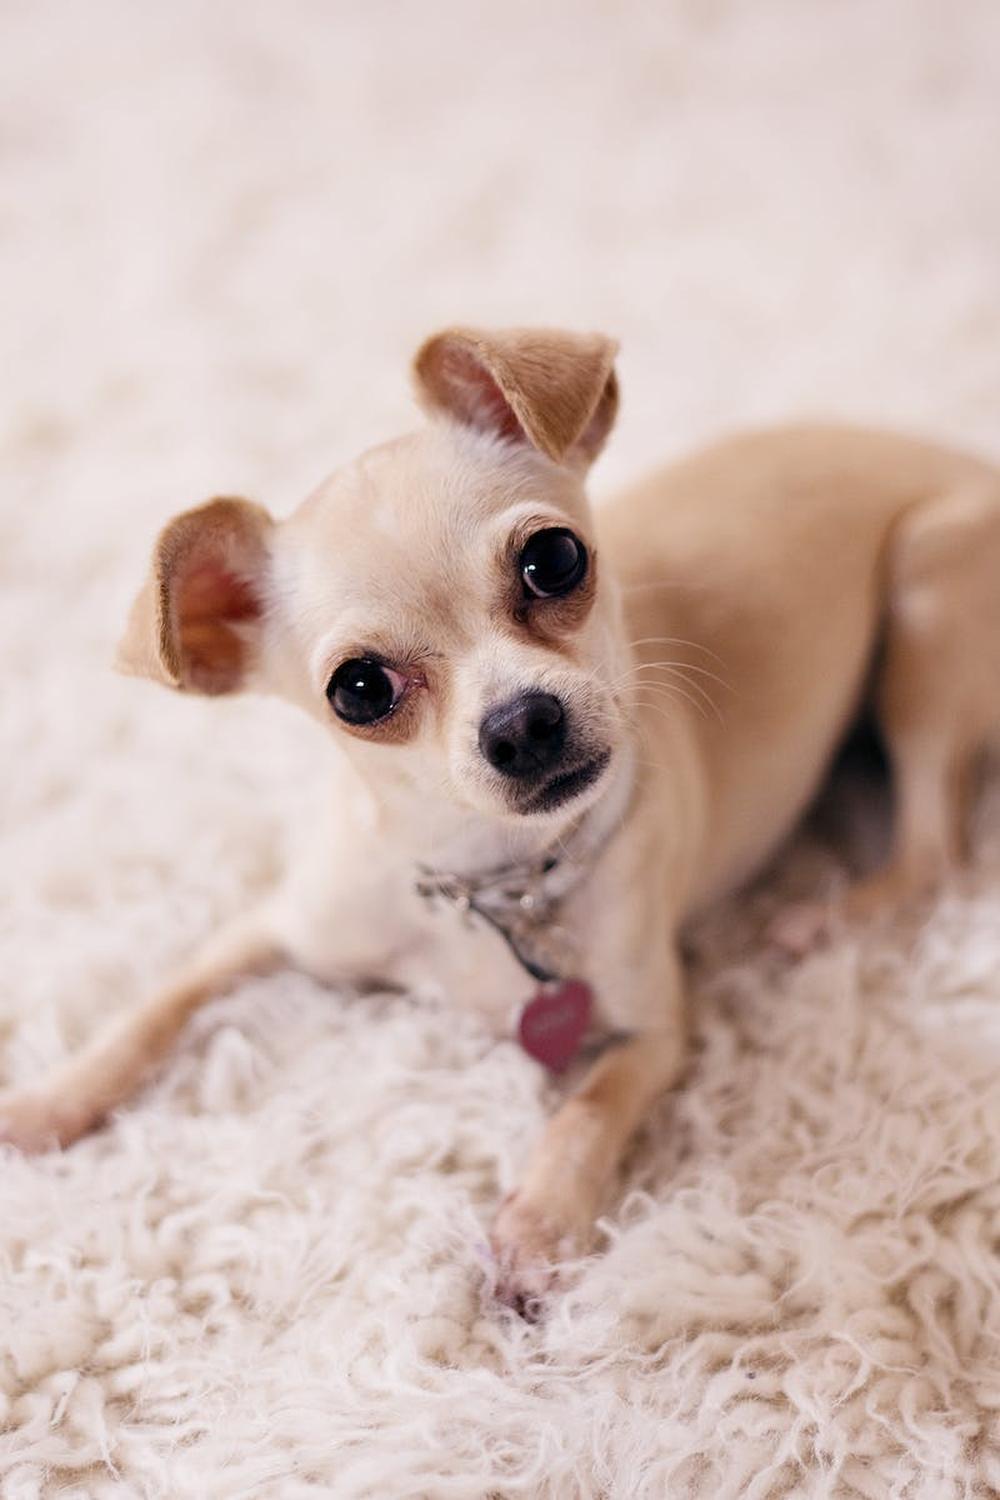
top-left (267, 759), bottom-right (637, 1043)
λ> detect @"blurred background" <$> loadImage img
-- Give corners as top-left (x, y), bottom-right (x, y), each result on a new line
top-left (6, 0), bottom-right (999, 501)
top-left (2, 0), bottom-right (999, 1006)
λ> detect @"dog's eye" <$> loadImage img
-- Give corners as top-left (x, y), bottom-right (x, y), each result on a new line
top-left (519, 528), bottom-right (588, 599)
top-left (327, 658), bottom-right (403, 725)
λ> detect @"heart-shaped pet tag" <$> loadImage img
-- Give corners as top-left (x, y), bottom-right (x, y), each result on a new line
top-left (518, 980), bottom-right (593, 1072)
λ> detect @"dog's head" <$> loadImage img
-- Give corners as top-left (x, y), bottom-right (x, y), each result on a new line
top-left (119, 327), bottom-right (631, 838)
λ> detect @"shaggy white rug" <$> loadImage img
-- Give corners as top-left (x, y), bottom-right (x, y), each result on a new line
top-left (3, 1), bottom-right (1000, 1495)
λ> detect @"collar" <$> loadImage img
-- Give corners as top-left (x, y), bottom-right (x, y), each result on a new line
top-left (416, 755), bottom-right (632, 983)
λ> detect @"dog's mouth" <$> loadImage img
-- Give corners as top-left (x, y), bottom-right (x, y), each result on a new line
top-left (522, 748), bottom-right (612, 815)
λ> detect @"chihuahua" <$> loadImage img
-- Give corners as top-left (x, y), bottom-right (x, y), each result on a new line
top-left (4, 326), bottom-right (1000, 1305)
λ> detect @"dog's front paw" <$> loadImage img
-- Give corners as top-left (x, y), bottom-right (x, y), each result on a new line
top-left (0, 1086), bottom-right (88, 1153)
top-left (491, 1193), bottom-right (562, 1316)
top-left (490, 1190), bottom-right (589, 1317)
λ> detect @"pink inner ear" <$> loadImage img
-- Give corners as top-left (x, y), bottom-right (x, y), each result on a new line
top-left (175, 559), bottom-right (263, 693)
top-left (440, 345), bottom-right (525, 445)
top-left (181, 562), bottom-right (261, 624)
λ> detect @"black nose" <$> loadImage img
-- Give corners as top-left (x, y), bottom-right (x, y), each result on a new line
top-left (479, 691), bottom-right (567, 779)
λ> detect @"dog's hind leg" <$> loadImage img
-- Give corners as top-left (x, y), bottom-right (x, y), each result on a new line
top-left (845, 480), bottom-right (1000, 918)
top-left (769, 478), bottom-right (1000, 954)
top-left (0, 913), bottom-right (284, 1151)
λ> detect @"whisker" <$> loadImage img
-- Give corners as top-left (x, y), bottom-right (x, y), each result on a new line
top-left (627, 635), bottom-right (727, 668)
top-left (628, 683), bottom-right (709, 723)
top-left (627, 667), bottom-right (726, 725)
top-left (623, 659), bottom-right (733, 693)
top-left (648, 672), bottom-right (721, 722)
top-left (605, 659), bottom-right (725, 725)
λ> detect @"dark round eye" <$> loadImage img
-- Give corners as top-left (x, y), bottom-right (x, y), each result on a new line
top-left (327, 657), bottom-right (401, 725)
top-left (519, 527), bottom-right (588, 599)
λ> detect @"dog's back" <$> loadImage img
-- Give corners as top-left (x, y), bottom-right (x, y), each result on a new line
top-left (599, 424), bottom-right (1000, 905)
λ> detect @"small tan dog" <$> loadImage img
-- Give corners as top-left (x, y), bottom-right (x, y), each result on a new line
top-left (4, 326), bottom-right (1000, 1306)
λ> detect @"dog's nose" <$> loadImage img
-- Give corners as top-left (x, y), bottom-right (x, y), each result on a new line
top-left (479, 691), bottom-right (567, 778)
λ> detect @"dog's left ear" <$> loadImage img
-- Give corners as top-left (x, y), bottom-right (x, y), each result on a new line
top-left (412, 325), bottom-right (619, 468)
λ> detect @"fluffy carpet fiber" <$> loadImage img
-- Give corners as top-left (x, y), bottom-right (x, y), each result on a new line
top-left (3, 2), bottom-right (1000, 1495)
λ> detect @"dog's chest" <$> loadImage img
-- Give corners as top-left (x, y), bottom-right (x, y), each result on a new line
top-left (405, 908), bottom-right (534, 1033)
top-left (400, 881), bottom-right (614, 1057)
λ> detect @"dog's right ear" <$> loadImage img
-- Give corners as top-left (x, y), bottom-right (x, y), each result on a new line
top-left (116, 497), bottom-right (274, 695)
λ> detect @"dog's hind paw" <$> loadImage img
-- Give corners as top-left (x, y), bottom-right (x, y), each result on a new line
top-left (766, 900), bottom-right (837, 958)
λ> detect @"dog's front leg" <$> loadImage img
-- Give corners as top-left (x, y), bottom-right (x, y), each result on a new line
top-left (491, 943), bottom-right (686, 1309)
top-left (0, 914), bottom-right (283, 1151)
